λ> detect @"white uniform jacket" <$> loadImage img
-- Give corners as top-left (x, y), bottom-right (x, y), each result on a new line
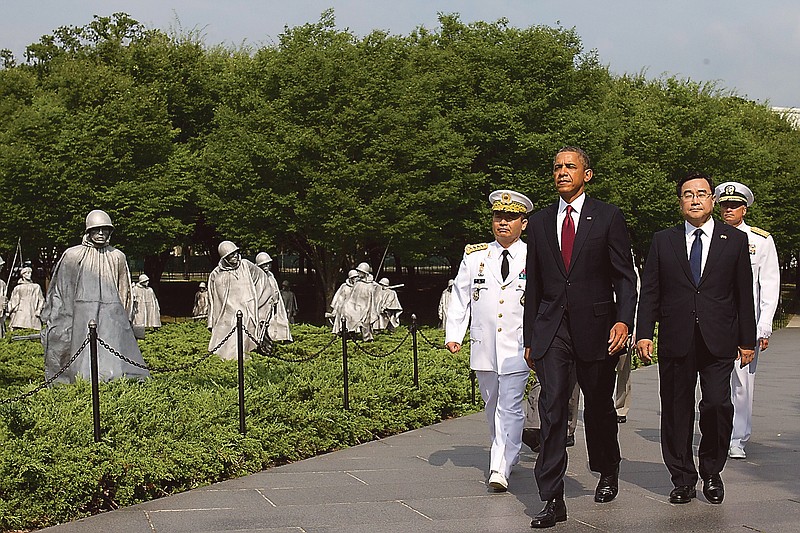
top-left (446, 239), bottom-right (528, 375)
top-left (737, 221), bottom-right (780, 340)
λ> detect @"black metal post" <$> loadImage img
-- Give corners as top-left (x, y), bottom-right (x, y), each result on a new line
top-left (411, 314), bottom-right (419, 388)
top-left (341, 317), bottom-right (349, 410)
top-left (88, 320), bottom-right (102, 443)
top-left (470, 369), bottom-right (476, 405)
top-left (236, 310), bottom-right (246, 435)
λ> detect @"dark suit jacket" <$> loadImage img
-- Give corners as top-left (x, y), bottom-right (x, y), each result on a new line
top-left (636, 221), bottom-right (756, 359)
top-left (523, 196), bottom-right (638, 361)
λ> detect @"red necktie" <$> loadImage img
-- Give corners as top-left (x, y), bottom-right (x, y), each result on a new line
top-left (561, 205), bottom-right (575, 271)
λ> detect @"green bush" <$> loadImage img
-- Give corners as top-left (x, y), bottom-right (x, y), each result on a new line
top-left (0, 322), bottom-right (479, 530)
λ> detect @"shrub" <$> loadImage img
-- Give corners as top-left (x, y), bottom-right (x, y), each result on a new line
top-left (0, 322), bottom-right (479, 530)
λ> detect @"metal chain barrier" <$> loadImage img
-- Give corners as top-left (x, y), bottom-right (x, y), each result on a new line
top-left (98, 325), bottom-right (236, 373)
top-left (242, 326), bottom-right (336, 362)
top-left (0, 335), bottom-right (90, 405)
top-left (417, 327), bottom-right (448, 350)
top-left (350, 328), bottom-right (411, 358)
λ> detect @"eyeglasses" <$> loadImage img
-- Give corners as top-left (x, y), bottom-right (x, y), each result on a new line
top-left (681, 190), bottom-right (711, 201)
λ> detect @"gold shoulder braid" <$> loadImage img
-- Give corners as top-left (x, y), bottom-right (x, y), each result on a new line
top-left (465, 243), bottom-right (489, 255)
top-left (750, 226), bottom-right (770, 239)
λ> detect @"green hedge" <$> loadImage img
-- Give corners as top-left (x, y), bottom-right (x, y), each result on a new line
top-left (0, 322), bottom-right (479, 531)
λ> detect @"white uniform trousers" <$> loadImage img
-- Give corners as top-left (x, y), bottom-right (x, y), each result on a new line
top-left (730, 345), bottom-right (760, 448)
top-left (476, 370), bottom-right (528, 478)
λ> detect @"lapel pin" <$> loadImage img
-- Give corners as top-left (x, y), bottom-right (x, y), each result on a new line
top-left (586, 216), bottom-right (592, 220)
top-left (720, 235), bottom-right (727, 239)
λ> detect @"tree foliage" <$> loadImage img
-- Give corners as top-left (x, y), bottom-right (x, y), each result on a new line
top-left (1, 11), bottom-right (798, 312)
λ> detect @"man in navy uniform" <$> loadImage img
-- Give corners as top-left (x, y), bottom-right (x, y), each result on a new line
top-left (714, 181), bottom-right (780, 460)
top-left (446, 189), bottom-right (533, 493)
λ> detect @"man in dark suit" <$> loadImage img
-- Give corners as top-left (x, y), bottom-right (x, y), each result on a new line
top-left (523, 146), bottom-right (638, 528)
top-left (636, 171), bottom-right (755, 505)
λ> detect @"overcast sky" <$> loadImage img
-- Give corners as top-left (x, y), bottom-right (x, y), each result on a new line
top-left (3, 1), bottom-right (799, 107)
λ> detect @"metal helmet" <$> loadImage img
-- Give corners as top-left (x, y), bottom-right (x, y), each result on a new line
top-left (347, 269), bottom-right (359, 280)
top-left (85, 210), bottom-right (114, 231)
top-left (255, 252), bottom-right (272, 266)
top-left (447, 279), bottom-right (455, 287)
top-left (199, 281), bottom-right (207, 288)
top-left (218, 240), bottom-right (239, 259)
top-left (379, 278), bottom-right (390, 287)
top-left (138, 274), bottom-right (149, 283)
top-left (281, 280), bottom-right (290, 288)
top-left (355, 262), bottom-right (372, 275)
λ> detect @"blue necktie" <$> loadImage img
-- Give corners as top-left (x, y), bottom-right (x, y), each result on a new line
top-left (689, 229), bottom-right (703, 285)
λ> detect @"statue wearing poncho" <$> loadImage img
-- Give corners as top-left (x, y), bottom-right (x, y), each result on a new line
top-left (41, 211), bottom-right (150, 384)
top-left (207, 242), bottom-right (274, 360)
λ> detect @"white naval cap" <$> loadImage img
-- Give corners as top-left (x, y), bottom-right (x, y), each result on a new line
top-left (715, 181), bottom-right (754, 207)
top-left (488, 189), bottom-right (534, 214)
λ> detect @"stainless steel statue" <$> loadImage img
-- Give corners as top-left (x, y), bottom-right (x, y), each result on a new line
top-left (254, 252), bottom-right (292, 341)
top-left (192, 281), bottom-right (209, 319)
top-left (131, 274), bottom-right (162, 328)
top-left (41, 210), bottom-right (150, 383)
top-left (207, 241), bottom-right (273, 360)
top-left (8, 266), bottom-right (44, 330)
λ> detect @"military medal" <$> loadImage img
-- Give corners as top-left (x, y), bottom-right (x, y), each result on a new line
top-left (478, 261), bottom-right (485, 277)
top-left (473, 288), bottom-right (481, 301)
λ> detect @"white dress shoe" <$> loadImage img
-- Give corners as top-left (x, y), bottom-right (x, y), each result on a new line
top-left (488, 471), bottom-right (508, 492)
top-left (728, 445), bottom-right (746, 459)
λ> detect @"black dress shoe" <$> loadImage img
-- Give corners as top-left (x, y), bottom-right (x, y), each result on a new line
top-left (669, 485), bottom-right (696, 504)
top-left (617, 415), bottom-right (627, 423)
top-left (530, 498), bottom-right (567, 528)
top-left (702, 474), bottom-right (724, 504)
top-left (565, 434), bottom-right (575, 447)
top-left (594, 470), bottom-right (619, 502)
top-left (522, 428), bottom-right (541, 453)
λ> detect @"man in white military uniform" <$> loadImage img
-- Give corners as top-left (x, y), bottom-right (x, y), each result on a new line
top-left (715, 181), bottom-right (780, 460)
top-left (446, 189), bottom-right (533, 492)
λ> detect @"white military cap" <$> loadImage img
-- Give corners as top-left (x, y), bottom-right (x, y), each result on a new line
top-left (715, 181), bottom-right (754, 207)
top-left (138, 274), bottom-right (149, 283)
top-left (489, 189), bottom-right (534, 214)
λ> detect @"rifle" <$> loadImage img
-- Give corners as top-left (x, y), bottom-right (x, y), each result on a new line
top-left (373, 238), bottom-right (393, 281)
top-left (11, 333), bottom-right (41, 342)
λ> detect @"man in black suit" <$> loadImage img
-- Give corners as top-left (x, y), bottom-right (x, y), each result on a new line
top-left (523, 146), bottom-right (638, 528)
top-left (636, 171), bottom-right (755, 505)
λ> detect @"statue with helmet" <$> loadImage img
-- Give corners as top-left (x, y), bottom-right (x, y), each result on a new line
top-left (339, 261), bottom-right (378, 340)
top-left (372, 277), bottom-right (403, 332)
top-left (207, 241), bottom-right (276, 360)
top-left (327, 269), bottom-right (359, 334)
top-left (131, 273), bottom-right (162, 330)
top-left (192, 281), bottom-right (210, 319)
top-left (254, 251), bottom-right (292, 341)
top-left (7, 266), bottom-right (45, 330)
top-left (40, 210), bottom-right (150, 384)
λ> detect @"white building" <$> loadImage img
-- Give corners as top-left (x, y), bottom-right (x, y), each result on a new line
top-left (772, 107), bottom-right (800, 129)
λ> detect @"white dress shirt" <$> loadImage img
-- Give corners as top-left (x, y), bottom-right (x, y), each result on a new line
top-left (556, 192), bottom-right (586, 249)
top-left (684, 218), bottom-right (715, 276)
